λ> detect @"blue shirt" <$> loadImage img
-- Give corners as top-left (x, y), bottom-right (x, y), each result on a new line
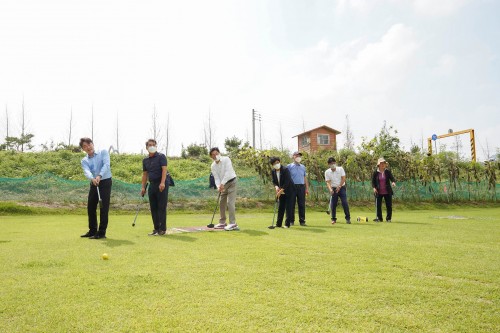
top-left (81, 149), bottom-right (112, 180)
top-left (287, 163), bottom-right (307, 185)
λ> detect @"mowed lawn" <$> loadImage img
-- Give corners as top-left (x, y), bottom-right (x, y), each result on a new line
top-left (1, 208), bottom-right (499, 332)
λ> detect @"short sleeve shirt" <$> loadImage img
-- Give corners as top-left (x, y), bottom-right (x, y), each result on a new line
top-left (143, 153), bottom-right (167, 182)
top-left (324, 167), bottom-right (346, 188)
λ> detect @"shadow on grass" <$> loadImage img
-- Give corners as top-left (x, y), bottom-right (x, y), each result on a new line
top-left (239, 229), bottom-right (268, 237)
top-left (0, 240), bottom-right (11, 244)
top-left (103, 238), bottom-right (136, 248)
top-left (292, 227), bottom-right (327, 233)
top-left (390, 221), bottom-right (429, 225)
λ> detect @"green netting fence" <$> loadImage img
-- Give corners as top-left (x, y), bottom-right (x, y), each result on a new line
top-left (0, 173), bottom-right (498, 205)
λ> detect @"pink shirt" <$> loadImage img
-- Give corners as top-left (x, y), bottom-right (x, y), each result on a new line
top-left (378, 172), bottom-right (388, 195)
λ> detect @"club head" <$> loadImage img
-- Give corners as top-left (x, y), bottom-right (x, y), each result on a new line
top-left (207, 224), bottom-right (215, 228)
top-left (325, 211), bottom-right (330, 215)
top-left (268, 226), bottom-right (275, 229)
top-left (132, 223), bottom-right (135, 227)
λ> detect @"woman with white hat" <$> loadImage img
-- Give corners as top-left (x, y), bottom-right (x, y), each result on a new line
top-left (371, 158), bottom-right (396, 222)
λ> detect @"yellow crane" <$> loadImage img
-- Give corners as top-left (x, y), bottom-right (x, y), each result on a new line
top-left (427, 129), bottom-right (476, 161)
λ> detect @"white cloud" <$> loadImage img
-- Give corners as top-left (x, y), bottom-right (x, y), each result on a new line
top-left (412, 0), bottom-right (473, 16)
top-left (433, 54), bottom-right (457, 76)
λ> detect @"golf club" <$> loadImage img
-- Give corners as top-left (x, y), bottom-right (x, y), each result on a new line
top-left (95, 183), bottom-right (103, 209)
top-left (325, 194), bottom-right (332, 215)
top-left (132, 183), bottom-right (148, 227)
top-left (268, 196), bottom-right (279, 229)
top-left (207, 192), bottom-right (221, 228)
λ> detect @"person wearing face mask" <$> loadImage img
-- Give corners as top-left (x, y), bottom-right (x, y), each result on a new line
top-left (141, 139), bottom-right (169, 236)
top-left (287, 151), bottom-right (309, 226)
top-left (372, 158), bottom-right (396, 222)
top-left (324, 157), bottom-right (351, 224)
top-left (270, 157), bottom-right (293, 228)
top-left (209, 147), bottom-right (239, 231)
top-left (79, 137), bottom-right (113, 239)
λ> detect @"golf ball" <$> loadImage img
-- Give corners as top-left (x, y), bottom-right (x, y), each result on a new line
top-left (102, 253), bottom-right (109, 260)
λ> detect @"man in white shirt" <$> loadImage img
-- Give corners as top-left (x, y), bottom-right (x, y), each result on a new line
top-left (324, 157), bottom-right (351, 224)
top-left (209, 147), bottom-right (239, 231)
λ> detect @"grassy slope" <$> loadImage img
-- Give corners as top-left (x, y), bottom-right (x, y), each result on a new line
top-left (1, 208), bottom-right (498, 332)
top-left (0, 151), bottom-right (256, 182)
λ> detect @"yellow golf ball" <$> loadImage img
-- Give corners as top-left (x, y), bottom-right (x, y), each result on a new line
top-left (102, 253), bottom-right (109, 260)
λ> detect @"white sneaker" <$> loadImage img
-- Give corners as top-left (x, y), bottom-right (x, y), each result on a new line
top-left (224, 223), bottom-right (240, 231)
top-left (214, 223), bottom-right (227, 229)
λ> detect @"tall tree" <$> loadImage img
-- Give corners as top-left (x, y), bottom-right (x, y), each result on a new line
top-left (343, 115), bottom-right (355, 151)
top-left (67, 107), bottom-right (73, 146)
top-left (203, 110), bottom-right (216, 149)
top-left (115, 112), bottom-right (120, 153)
top-left (451, 135), bottom-right (463, 160)
top-left (279, 123), bottom-right (284, 152)
top-left (18, 97), bottom-right (34, 152)
top-left (150, 104), bottom-right (163, 144)
top-left (165, 112), bottom-right (170, 156)
top-left (5, 104), bottom-right (9, 138)
top-left (91, 104), bottom-right (94, 140)
top-left (224, 136), bottom-right (242, 157)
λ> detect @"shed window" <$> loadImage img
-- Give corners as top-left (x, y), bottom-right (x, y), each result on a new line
top-left (318, 134), bottom-right (330, 145)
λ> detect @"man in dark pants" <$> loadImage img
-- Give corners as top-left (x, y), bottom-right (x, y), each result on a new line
top-left (287, 151), bottom-right (309, 226)
top-left (324, 157), bottom-right (351, 224)
top-left (270, 157), bottom-right (294, 228)
top-left (79, 138), bottom-right (112, 239)
top-left (141, 139), bottom-right (169, 236)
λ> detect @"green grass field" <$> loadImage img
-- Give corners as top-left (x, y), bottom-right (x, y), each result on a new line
top-left (1, 208), bottom-right (499, 332)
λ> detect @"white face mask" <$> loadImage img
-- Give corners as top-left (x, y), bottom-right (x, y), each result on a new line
top-left (329, 163), bottom-right (336, 169)
top-left (147, 146), bottom-right (157, 154)
top-left (215, 154), bottom-right (221, 162)
top-left (273, 163), bottom-right (281, 170)
top-left (294, 157), bottom-right (302, 163)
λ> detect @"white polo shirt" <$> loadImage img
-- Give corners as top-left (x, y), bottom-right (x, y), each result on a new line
top-left (211, 156), bottom-right (237, 187)
top-left (324, 166), bottom-right (346, 188)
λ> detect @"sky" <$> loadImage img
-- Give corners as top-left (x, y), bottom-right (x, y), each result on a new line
top-left (0, 0), bottom-right (499, 160)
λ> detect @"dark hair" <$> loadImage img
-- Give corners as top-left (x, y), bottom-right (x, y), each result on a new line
top-left (79, 137), bottom-right (93, 148)
top-left (327, 157), bottom-right (336, 164)
top-left (145, 139), bottom-right (157, 148)
top-left (209, 147), bottom-right (220, 155)
top-left (269, 157), bottom-right (281, 165)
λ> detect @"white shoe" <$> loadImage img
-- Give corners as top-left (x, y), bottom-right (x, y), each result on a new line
top-left (224, 223), bottom-right (240, 231)
top-left (214, 223), bottom-right (227, 229)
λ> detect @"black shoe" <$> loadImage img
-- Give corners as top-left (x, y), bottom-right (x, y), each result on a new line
top-left (386, 219), bottom-right (391, 223)
top-left (346, 219), bottom-right (351, 224)
top-left (300, 223), bottom-right (307, 226)
top-left (373, 218), bottom-right (380, 222)
top-left (157, 230), bottom-right (166, 235)
top-left (81, 232), bottom-right (96, 238)
top-left (148, 230), bottom-right (159, 236)
top-left (290, 222), bottom-right (295, 226)
top-left (89, 234), bottom-right (106, 239)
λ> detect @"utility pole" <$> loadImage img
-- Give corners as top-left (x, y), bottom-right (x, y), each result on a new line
top-left (259, 114), bottom-right (263, 150)
top-left (252, 109), bottom-right (262, 149)
top-left (91, 104), bottom-right (94, 141)
top-left (252, 109), bottom-right (256, 148)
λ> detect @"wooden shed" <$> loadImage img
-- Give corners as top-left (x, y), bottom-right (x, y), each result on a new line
top-left (292, 125), bottom-right (341, 153)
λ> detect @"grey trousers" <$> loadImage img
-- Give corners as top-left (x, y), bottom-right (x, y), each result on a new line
top-left (219, 179), bottom-right (237, 224)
